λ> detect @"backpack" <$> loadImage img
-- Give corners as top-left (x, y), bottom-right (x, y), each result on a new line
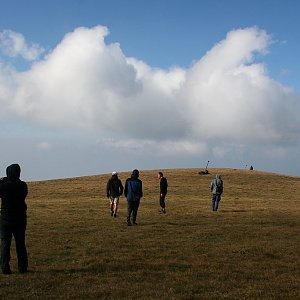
top-left (110, 179), bottom-right (121, 196)
top-left (129, 180), bottom-right (141, 201)
top-left (215, 179), bottom-right (223, 194)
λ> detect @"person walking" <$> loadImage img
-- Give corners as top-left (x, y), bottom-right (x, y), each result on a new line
top-left (210, 174), bottom-right (223, 211)
top-left (0, 164), bottom-right (28, 274)
top-left (106, 172), bottom-right (123, 218)
top-left (158, 172), bottom-right (168, 214)
top-left (124, 169), bottom-right (143, 226)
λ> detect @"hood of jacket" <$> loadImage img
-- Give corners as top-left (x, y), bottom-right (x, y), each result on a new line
top-left (131, 169), bottom-right (139, 179)
top-left (6, 164), bottom-right (21, 181)
top-left (215, 174), bottom-right (222, 185)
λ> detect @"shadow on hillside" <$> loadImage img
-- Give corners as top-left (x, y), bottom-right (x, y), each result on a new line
top-left (49, 267), bottom-right (105, 275)
top-left (222, 210), bottom-right (247, 213)
top-left (47, 261), bottom-right (187, 275)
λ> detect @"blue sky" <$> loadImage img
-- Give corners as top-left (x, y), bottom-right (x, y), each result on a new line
top-left (0, 0), bottom-right (299, 180)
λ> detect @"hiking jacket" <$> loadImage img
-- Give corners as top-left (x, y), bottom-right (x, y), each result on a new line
top-left (160, 177), bottom-right (168, 194)
top-left (0, 164), bottom-right (28, 222)
top-left (210, 175), bottom-right (223, 195)
top-left (124, 176), bottom-right (143, 202)
top-left (106, 175), bottom-right (124, 198)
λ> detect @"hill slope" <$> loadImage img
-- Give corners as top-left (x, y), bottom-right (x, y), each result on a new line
top-left (1, 168), bottom-right (299, 299)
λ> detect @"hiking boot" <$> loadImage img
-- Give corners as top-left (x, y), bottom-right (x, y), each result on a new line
top-left (113, 213), bottom-right (117, 218)
top-left (111, 211), bottom-right (114, 216)
top-left (19, 268), bottom-right (28, 274)
top-left (127, 217), bottom-right (132, 226)
top-left (133, 222), bottom-right (138, 225)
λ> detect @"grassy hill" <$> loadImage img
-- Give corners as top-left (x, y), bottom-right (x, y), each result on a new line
top-left (0, 168), bottom-right (299, 299)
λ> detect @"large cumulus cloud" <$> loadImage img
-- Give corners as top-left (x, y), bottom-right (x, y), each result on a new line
top-left (183, 27), bottom-right (300, 145)
top-left (0, 25), bottom-right (299, 160)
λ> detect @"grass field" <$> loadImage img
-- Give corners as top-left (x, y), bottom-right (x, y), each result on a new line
top-left (0, 168), bottom-right (299, 299)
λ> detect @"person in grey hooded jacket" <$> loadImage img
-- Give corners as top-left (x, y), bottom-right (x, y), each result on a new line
top-left (0, 164), bottom-right (28, 274)
top-left (210, 174), bottom-right (223, 211)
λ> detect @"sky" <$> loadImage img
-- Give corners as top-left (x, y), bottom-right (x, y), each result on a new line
top-left (0, 0), bottom-right (299, 181)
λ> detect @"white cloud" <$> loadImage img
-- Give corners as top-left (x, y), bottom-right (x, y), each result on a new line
top-left (102, 138), bottom-right (207, 156)
top-left (36, 142), bottom-right (51, 150)
top-left (0, 29), bottom-right (44, 60)
top-left (182, 28), bottom-right (299, 144)
top-left (0, 25), bottom-right (299, 173)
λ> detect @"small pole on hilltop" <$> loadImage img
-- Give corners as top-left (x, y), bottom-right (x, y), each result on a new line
top-left (205, 160), bottom-right (210, 170)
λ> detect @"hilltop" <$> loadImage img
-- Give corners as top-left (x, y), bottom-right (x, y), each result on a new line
top-left (1, 168), bottom-right (299, 299)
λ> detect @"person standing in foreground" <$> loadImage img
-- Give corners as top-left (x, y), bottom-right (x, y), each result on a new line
top-left (124, 169), bottom-right (143, 226)
top-left (0, 164), bottom-right (28, 274)
top-left (158, 172), bottom-right (168, 214)
top-left (210, 174), bottom-right (223, 212)
top-left (106, 172), bottom-right (123, 218)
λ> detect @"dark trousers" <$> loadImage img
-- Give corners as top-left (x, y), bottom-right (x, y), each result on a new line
top-left (212, 194), bottom-right (222, 211)
top-left (0, 218), bottom-right (28, 273)
top-left (127, 200), bottom-right (140, 223)
top-left (160, 193), bottom-right (166, 209)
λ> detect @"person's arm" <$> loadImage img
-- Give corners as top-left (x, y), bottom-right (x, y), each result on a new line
top-left (119, 180), bottom-right (124, 196)
top-left (124, 179), bottom-right (128, 197)
top-left (0, 177), bottom-right (8, 196)
top-left (161, 178), bottom-right (168, 194)
top-left (139, 180), bottom-right (143, 198)
top-left (24, 182), bottom-right (28, 198)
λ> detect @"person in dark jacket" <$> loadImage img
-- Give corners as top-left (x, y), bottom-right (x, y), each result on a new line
top-left (158, 172), bottom-right (168, 214)
top-left (210, 174), bottom-right (223, 211)
top-left (106, 172), bottom-right (123, 218)
top-left (124, 169), bottom-right (143, 226)
top-left (0, 164), bottom-right (28, 274)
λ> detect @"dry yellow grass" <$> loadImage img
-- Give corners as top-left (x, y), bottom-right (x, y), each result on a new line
top-left (0, 168), bottom-right (299, 299)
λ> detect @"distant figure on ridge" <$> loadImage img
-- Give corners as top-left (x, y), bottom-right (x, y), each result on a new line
top-left (124, 169), bottom-right (143, 226)
top-left (158, 172), bottom-right (168, 214)
top-left (0, 164), bottom-right (28, 274)
top-left (210, 174), bottom-right (223, 212)
top-left (106, 172), bottom-right (123, 218)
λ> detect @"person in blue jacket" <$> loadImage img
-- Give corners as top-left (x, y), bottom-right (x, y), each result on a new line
top-left (0, 164), bottom-right (28, 274)
top-left (124, 169), bottom-right (143, 226)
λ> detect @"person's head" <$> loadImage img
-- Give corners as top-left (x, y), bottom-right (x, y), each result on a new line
top-left (112, 171), bottom-right (118, 177)
top-left (216, 174), bottom-right (221, 180)
top-left (131, 169), bottom-right (139, 178)
top-left (6, 164), bottom-right (21, 181)
top-left (158, 172), bottom-right (163, 179)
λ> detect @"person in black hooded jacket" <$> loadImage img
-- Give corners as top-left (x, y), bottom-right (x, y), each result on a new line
top-left (158, 172), bottom-right (168, 214)
top-left (0, 164), bottom-right (28, 274)
top-left (106, 172), bottom-right (123, 217)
